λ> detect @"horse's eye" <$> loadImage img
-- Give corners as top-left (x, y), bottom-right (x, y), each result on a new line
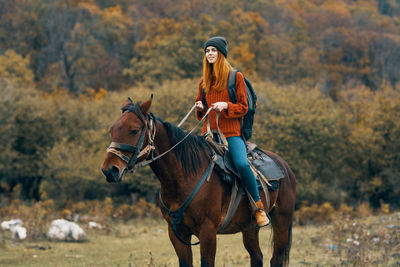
top-left (131, 129), bottom-right (139, 135)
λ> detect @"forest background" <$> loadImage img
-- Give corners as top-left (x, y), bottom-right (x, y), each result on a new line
top-left (0, 0), bottom-right (399, 219)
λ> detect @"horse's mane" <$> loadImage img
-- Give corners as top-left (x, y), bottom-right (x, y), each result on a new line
top-left (162, 120), bottom-right (212, 177)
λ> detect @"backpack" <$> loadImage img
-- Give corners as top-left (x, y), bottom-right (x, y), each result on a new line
top-left (201, 70), bottom-right (257, 140)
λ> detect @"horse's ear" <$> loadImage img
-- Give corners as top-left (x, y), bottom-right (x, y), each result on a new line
top-left (121, 97), bottom-right (133, 112)
top-left (140, 94), bottom-right (153, 115)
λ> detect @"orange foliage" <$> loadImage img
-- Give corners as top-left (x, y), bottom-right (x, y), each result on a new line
top-left (297, 202), bottom-right (335, 225)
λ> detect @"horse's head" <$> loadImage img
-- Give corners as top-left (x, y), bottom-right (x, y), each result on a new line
top-left (101, 96), bottom-right (154, 183)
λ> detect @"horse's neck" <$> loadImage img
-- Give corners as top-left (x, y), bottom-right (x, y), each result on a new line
top-left (149, 123), bottom-right (188, 196)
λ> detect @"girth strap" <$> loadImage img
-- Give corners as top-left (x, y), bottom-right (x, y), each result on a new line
top-left (217, 179), bottom-right (244, 234)
top-left (159, 156), bottom-right (216, 246)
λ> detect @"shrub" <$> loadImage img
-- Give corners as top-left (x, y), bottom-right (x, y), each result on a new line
top-left (103, 197), bottom-right (114, 218)
top-left (337, 203), bottom-right (354, 217)
top-left (355, 202), bottom-right (372, 217)
top-left (113, 204), bottom-right (132, 222)
top-left (72, 202), bottom-right (87, 214)
top-left (297, 202), bottom-right (335, 225)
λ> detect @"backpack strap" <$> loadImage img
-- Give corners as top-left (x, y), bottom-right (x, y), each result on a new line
top-left (201, 87), bottom-right (208, 109)
top-left (227, 69), bottom-right (246, 140)
top-left (227, 70), bottom-right (238, 103)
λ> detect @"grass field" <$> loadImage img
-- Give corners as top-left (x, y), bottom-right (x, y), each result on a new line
top-left (1, 212), bottom-right (399, 266)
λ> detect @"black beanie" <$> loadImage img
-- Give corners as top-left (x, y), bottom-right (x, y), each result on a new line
top-left (204, 36), bottom-right (228, 58)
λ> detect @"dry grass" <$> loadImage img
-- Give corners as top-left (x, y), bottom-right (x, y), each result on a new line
top-left (1, 211), bottom-right (399, 266)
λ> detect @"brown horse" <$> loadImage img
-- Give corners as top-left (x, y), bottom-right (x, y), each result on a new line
top-left (101, 97), bottom-right (296, 267)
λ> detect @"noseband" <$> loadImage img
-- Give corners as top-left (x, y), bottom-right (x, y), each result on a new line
top-left (106, 112), bottom-right (156, 173)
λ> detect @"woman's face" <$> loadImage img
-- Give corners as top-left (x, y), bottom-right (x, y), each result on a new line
top-left (205, 46), bottom-right (218, 64)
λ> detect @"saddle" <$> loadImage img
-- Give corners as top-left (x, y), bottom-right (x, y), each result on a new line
top-left (205, 131), bottom-right (284, 190)
top-left (204, 131), bottom-right (285, 233)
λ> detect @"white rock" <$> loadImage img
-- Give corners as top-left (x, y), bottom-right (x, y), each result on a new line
top-left (1, 219), bottom-right (26, 240)
top-left (1, 219), bottom-right (23, 231)
top-left (48, 219), bottom-right (86, 241)
top-left (88, 221), bottom-right (103, 229)
top-left (11, 225), bottom-right (27, 240)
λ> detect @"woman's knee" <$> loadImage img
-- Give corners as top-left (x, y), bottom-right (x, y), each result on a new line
top-left (234, 160), bottom-right (251, 174)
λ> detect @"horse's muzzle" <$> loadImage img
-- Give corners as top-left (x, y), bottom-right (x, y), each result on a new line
top-left (101, 165), bottom-right (121, 183)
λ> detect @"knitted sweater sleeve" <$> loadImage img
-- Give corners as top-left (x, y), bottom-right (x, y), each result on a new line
top-left (224, 71), bottom-right (248, 119)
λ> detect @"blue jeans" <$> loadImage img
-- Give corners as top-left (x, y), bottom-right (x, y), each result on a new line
top-left (227, 136), bottom-right (260, 202)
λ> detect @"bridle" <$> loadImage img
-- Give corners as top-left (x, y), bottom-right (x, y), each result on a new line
top-left (106, 110), bottom-right (157, 179)
top-left (106, 104), bottom-right (213, 181)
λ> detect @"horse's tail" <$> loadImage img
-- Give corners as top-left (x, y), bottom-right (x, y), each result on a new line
top-left (282, 222), bottom-right (292, 267)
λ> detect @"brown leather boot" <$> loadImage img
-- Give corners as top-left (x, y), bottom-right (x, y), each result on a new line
top-left (253, 200), bottom-right (270, 228)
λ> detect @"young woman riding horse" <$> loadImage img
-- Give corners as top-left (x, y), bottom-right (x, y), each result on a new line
top-left (101, 38), bottom-right (296, 267)
top-left (195, 36), bottom-right (269, 228)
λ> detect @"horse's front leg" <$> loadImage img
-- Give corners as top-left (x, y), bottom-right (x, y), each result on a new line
top-left (199, 221), bottom-right (218, 267)
top-left (168, 224), bottom-right (193, 267)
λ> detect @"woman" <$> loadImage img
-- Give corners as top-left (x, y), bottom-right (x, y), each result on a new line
top-left (195, 36), bottom-right (269, 228)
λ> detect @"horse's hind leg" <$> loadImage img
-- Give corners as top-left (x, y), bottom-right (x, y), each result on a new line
top-left (242, 228), bottom-right (263, 266)
top-left (270, 193), bottom-right (295, 266)
top-left (270, 212), bottom-right (292, 267)
top-left (168, 224), bottom-right (193, 267)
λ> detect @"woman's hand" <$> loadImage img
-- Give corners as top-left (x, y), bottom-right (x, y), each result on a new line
top-left (195, 101), bottom-right (205, 111)
top-left (211, 102), bottom-right (228, 112)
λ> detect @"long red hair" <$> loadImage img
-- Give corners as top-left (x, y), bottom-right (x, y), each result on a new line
top-left (202, 51), bottom-right (232, 93)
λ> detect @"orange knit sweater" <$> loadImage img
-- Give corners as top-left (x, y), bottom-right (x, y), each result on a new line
top-left (195, 72), bottom-right (248, 138)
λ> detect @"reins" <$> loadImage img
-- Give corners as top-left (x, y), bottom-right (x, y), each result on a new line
top-left (134, 106), bottom-right (213, 168)
top-left (177, 103), bottom-right (196, 127)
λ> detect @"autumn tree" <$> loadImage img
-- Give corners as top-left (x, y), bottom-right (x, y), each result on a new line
top-left (26, 1), bottom-right (134, 93)
top-left (0, 50), bottom-right (44, 200)
top-left (124, 15), bottom-right (215, 87)
top-left (0, 0), bottom-right (41, 56)
top-left (338, 87), bottom-right (400, 207)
